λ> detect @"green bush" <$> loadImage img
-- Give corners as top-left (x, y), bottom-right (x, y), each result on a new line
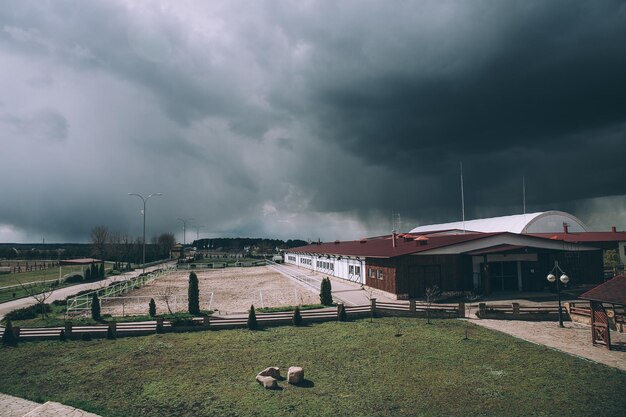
top-left (292, 306), bottom-right (303, 326)
top-left (91, 293), bottom-right (101, 321)
top-left (4, 304), bottom-right (52, 322)
top-left (64, 274), bottom-right (84, 284)
top-left (149, 298), bottom-right (156, 318)
top-left (247, 305), bottom-right (258, 330)
top-left (85, 267), bottom-right (92, 281)
top-left (2, 320), bottom-right (17, 346)
top-left (338, 304), bottom-right (347, 322)
top-left (59, 329), bottom-right (66, 342)
top-left (188, 272), bottom-right (200, 315)
top-left (320, 277), bottom-right (333, 306)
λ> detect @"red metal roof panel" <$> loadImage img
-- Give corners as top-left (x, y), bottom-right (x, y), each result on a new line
top-left (579, 275), bottom-right (626, 305)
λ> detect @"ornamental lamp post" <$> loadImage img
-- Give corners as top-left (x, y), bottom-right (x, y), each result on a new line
top-left (546, 260), bottom-right (570, 328)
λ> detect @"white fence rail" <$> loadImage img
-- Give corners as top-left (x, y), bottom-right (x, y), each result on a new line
top-left (66, 266), bottom-right (174, 314)
top-left (265, 260), bottom-right (320, 290)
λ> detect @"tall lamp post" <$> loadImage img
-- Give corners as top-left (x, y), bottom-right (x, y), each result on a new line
top-left (128, 193), bottom-right (162, 274)
top-left (177, 217), bottom-right (194, 246)
top-left (546, 260), bottom-right (570, 328)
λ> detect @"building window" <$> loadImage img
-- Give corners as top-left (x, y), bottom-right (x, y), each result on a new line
top-left (349, 265), bottom-right (354, 274)
top-left (355, 266), bottom-right (361, 276)
top-left (377, 270), bottom-right (384, 280)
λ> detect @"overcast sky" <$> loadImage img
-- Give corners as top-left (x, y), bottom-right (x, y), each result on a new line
top-left (1, 1), bottom-right (626, 244)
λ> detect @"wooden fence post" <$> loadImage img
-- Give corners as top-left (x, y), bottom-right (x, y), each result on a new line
top-left (370, 298), bottom-right (377, 318)
top-left (458, 302), bottom-right (465, 318)
top-left (409, 299), bottom-right (416, 313)
top-left (108, 322), bottom-right (117, 338)
top-left (478, 303), bottom-right (486, 318)
top-left (512, 303), bottom-right (520, 316)
top-left (64, 321), bottom-right (73, 339)
top-left (13, 326), bottom-right (20, 340)
top-left (202, 316), bottom-right (210, 328)
top-left (156, 317), bottom-right (164, 334)
top-left (336, 303), bottom-right (343, 317)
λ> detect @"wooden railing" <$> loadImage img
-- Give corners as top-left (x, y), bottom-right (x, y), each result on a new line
top-left (0, 299), bottom-right (464, 343)
top-left (477, 302), bottom-right (565, 320)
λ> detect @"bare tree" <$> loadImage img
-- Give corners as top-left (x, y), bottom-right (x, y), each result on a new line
top-left (424, 285), bottom-right (440, 325)
top-left (90, 225), bottom-right (109, 260)
top-left (157, 233), bottom-right (176, 259)
top-left (464, 291), bottom-right (481, 340)
top-left (18, 280), bottom-right (55, 319)
top-left (160, 285), bottom-right (175, 314)
top-left (107, 233), bottom-right (123, 267)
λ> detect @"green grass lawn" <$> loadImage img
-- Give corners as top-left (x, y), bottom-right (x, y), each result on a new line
top-left (0, 265), bottom-right (85, 288)
top-left (1, 318), bottom-right (624, 417)
top-left (0, 263), bottom-right (117, 303)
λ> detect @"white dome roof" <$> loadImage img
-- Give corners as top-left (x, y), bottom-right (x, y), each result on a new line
top-left (410, 211), bottom-right (589, 234)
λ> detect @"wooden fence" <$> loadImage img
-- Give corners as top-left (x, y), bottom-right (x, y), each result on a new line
top-left (1, 299), bottom-right (463, 343)
top-left (477, 302), bottom-right (565, 321)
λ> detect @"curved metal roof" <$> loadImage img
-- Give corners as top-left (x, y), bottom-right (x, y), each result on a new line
top-left (410, 211), bottom-right (589, 234)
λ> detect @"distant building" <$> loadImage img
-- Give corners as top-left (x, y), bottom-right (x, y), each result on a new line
top-left (285, 212), bottom-right (626, 299)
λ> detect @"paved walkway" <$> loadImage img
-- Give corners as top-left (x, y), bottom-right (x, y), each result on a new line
top-left (471, 317), bottom-right (626, 371)
top-left (269, 263), bottom-right (399, 306)
top-left (0, 263), bottom-right (173, 320)
top-left (0, 393), bottom-right (100, 417)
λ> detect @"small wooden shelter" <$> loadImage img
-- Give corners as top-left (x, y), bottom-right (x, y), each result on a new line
top-left (59, 258), bottom-right (102, 266)
top-left (579, 275), bottom-right (626, 350)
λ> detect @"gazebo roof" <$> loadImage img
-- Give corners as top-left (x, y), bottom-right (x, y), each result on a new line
top-left (59, 258), bottom-right (102, 265)
top-left (579, 275), bottom-right (626, 305)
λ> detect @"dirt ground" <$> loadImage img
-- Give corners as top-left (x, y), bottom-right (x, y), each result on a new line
top-left (98, 266), bottom-right (319, 316)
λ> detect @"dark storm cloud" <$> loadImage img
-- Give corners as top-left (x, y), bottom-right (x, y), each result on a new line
top-left (280, 1), bottom-right (626, 219)
top-left (0, 0), bottom-right (625, 243)
top-left (0, 108), bottom-right (68, 142)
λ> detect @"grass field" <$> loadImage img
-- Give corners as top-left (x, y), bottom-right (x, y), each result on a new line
top-left (0, 263), bottom-right (116, 303)
top-left (1, 318), bottom-right (624, 417)
top-left (0, 265), bottom-right (85, 288)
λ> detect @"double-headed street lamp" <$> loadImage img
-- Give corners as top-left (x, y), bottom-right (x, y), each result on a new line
top-left (547, 260), bottom-right (570, 328)
top-left (128, 193), bottom-right (162, 274)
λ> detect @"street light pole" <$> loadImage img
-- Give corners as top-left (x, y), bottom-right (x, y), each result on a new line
top-left (177, 217), bottom-right (193, 246)
top-left (546, 260), bottom-right (570, 328)
top-left (128, 193), bottom-right (162, 274)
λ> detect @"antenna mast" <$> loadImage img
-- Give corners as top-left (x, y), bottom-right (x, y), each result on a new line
top-left (460, 161), bottom-right (466, 233)
top-left (523, 175), bottom-right (526, 215)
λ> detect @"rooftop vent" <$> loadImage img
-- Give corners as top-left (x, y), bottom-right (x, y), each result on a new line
top-left (334, 240), bottom-right (340, 244)
top-left (360, 238), bottom-right (367, 244)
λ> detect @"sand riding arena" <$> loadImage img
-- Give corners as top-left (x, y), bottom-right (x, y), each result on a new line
top-left (95, 266), bottom-right (319, 316)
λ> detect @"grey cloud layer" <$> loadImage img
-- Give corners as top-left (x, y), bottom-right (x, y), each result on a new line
top-left (0, 0), bottom-right (625, 243)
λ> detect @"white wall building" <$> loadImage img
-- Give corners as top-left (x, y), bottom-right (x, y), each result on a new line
top-left (285, 252), bottom-right (365, 284)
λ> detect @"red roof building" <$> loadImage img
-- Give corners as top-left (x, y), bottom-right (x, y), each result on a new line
top-left (286, 231), bottom-right (604, 299)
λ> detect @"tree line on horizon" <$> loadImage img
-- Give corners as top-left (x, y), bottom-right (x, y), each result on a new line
top-left (192, 237), bottom-right (308, 252)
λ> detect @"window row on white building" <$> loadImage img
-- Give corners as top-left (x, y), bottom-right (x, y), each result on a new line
top-left (284, 252), bottom-right (365, 284)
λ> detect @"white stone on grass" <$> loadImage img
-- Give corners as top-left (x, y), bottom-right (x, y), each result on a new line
top-left (287, 366), bottom-right (304, 384)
